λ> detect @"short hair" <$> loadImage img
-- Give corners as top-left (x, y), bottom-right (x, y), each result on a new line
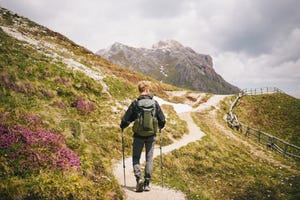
top-left (138, 81), bottom-right (151, 93)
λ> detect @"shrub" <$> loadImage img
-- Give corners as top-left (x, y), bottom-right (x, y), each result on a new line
top-left (0, 124), bottom-right (80, 175)
top-left (55, 77), bottom-right (71, 86)
top-left (41, 88), bottom-right (54, 98)
top-left (52, 100), bottom-right (65, 108)
top-left (71, 97), bottom-right (96, 115)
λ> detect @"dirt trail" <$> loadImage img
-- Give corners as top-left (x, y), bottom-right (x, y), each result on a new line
top-left (113, 95), bottom-right (228, 200)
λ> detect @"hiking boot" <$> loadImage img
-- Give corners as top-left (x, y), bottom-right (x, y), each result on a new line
top-left (144, 185), bottom-right (151, 192)
top-left (136, 179), bottom-right (144, 192)
top-left (144, 180), bottom-right (150, 192)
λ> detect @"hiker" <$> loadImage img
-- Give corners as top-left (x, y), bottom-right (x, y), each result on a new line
top-left (120, 81), bottom-right (166, 192)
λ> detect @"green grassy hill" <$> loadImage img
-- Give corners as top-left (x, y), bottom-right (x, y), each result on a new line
top-left (233, 93), bottom-right (300, 146)
top-left (0, 7), bottom-right (187, 199)
top-left (151, 99), bottom-right (300, 200)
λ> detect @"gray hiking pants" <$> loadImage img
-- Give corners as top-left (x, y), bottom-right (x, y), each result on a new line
top-left (132, 134), bottom-right (156, 182)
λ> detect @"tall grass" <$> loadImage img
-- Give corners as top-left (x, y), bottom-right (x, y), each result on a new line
top-left (151, 106), bottom-right (300, 200)
top-left (0, 27), bottom-right (126, 198)
top-left (233, 94), bottom-right (300, 146)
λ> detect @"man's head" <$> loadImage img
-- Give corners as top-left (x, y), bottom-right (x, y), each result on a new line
top-left (138, 81), bottom-right (151, 94)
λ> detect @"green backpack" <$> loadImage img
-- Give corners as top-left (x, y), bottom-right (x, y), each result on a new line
top-left (132, 98), bottom-right (158, 136)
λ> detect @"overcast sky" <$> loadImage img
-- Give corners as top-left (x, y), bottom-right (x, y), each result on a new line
top-left (1, 0), bottom-right (300, 98)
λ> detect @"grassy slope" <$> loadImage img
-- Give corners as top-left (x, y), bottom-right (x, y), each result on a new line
top-left (0, 27), bottom-right (125, 199)
top-left (0, 8), bottom-right (187, 199)
top-left (233, 94), bottom-right (300, 146)
top-left (151, 98), bottom-right (300, 200)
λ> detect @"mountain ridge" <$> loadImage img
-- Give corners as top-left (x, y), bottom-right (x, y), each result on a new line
top-left (97, 40), bottom-right (240, 94)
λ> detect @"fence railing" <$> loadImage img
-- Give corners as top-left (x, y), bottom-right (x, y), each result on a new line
top-left (241, 87), bottom-right (284, 96)
top-left (226, 87), bottom-right (300, 159)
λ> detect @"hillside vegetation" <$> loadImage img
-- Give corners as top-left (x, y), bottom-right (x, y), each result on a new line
top-left (233, 93), bottom-right (300, 146)
top-left (151, 100), bottom-right (299, 200)
top-left (0, 7), bottom-right (187, 199)
top-left (1, 7), bottom-right (299, 200)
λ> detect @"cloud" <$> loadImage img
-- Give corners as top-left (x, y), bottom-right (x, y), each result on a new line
top-left (2, 0), bottom-right (299, 54)
top-left (191, 0), bottom-right (300, 56)
top-left (1, 0), bottom-right (299, 97)
top-left (136, 0), bottom-right (190, 19)
top-left (214, 28), bottom-right (300, 98)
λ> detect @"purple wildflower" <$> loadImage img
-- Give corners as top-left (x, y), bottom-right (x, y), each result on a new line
top-left (0, 123), bottom-right (81, 174)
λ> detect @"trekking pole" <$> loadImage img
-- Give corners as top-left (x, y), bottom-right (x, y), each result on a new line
top-left (159, 129), bottom-right (164, 188)
top-left (121, 129), bottom-right (126, 186)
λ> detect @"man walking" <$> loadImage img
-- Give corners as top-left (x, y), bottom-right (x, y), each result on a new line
top-left (120, 81), bottom-right (166, 192)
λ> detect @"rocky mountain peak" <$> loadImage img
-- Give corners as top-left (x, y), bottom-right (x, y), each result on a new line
top-left (152, 39), bottom-right (184, 50)
top-left (97, 40), bottom-right (240, 94)
top-left (110, 42), bottom-right (128, 51)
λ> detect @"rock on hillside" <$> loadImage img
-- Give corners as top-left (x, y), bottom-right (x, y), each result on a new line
top-left (97, 40), bottom-right (240, 94)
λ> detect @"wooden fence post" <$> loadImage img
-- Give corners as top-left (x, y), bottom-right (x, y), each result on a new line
top-left (284, 143), bottom-right (288, 156)
top-left (267, 136), bottom-right (274, 149)
top-left (239, 123), bottom-right (243, 133)
top-left (245, 126), bottom-right (250, 137)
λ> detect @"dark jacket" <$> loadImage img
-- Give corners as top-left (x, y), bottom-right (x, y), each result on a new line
top-left (120, 94), bottom-right (166, 131)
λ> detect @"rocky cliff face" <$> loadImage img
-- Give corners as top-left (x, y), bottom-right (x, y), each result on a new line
top-left (97, 40), bottom-right (240, 94)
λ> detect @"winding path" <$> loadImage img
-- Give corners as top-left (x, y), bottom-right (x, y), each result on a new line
top-left (113, 95), bottom-right (227, 200)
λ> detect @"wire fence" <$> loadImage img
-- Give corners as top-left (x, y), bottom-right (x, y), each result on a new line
top-left (226, 87), bottom-right (300, 159)
top-left (241, 87), bottom-right (284, 95)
